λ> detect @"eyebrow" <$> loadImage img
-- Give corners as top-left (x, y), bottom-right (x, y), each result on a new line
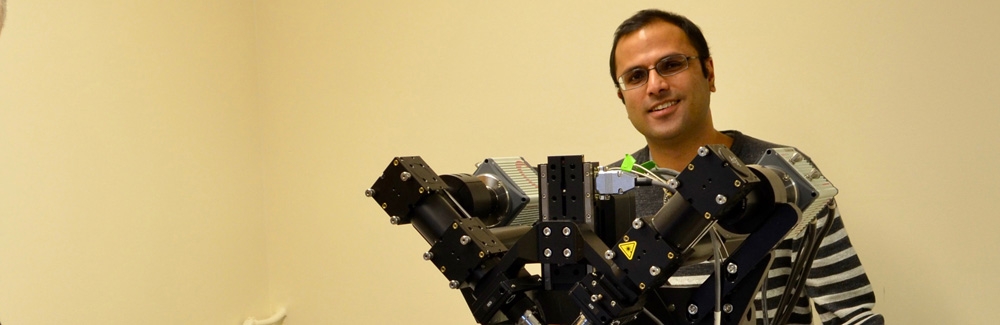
top-left (619, 53), bottom-right (686, 75)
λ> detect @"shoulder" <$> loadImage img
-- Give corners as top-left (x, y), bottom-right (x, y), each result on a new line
top-left (723, 130), bottom-right (826, 174)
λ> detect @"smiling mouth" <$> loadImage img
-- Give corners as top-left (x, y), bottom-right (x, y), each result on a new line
top-left (650, 100), bottom-right (679, 112)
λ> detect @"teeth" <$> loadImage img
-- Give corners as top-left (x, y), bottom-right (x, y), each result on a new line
top-left (651, 101), bottom-right (678, 112)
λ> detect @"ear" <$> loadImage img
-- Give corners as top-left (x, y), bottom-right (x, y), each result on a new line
top-left (704, 57), bottom-right (716, 92)
top-left (616, 89), bottom-right (625, 104)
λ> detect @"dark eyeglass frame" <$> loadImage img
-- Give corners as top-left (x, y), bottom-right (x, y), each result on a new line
top-left (617, 54), bottom-right (699, 91)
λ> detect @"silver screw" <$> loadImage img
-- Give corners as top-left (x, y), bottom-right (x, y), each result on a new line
top-left (449, 280), bottom-right (460, 289)
top-left (727, 263), bottom-right (738, 274)
top-left (460, 235), bottom-right (472, 245)
top-left (667, 178), bottom-right (679, 189)
top-left (400, 171), bottom-right (412, 181)
top-left (610, 301), bottom-right (617, 307)
top-left (632, 218), bottom-right (644, 229)
top-left (790, 152), bottom-right (803, 163)
top-left (543, 248), bottom-right (552, 257)
top-left (591, 294), bottom-right (603, 302)
top-left (605, 250), bottom-right (616, 260)
top-left (716, 194), bottom-right (728, 205)
top-left (563, 248), bottom-right (572, 257)
top-left (723, 304), bottom-right (734, 313)
top-left (423, 252), bottom-right (434, 260)
top-left (389, 216), bottom-right (400, 225)
top-left (364, 189), bottom-right (375, 197)
top-left (650, 266), bottom-right (661, 276)
top-left (542, 227), bottom-right (552, 236)
top-left (806, 168), bottom-right (821, 180)
top-left (687, 304), bottom-right (699, 315)
top-left (698, 146), bottom-right (710, 157)
top-left (562, 227), bottom-right (572, 236)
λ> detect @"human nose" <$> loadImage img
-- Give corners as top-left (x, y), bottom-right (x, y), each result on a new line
top-left (644, 67), bottom-right (670, 94)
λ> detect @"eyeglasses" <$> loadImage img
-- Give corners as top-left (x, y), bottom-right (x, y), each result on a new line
top-left (617, 54), bottom-right (698, 91)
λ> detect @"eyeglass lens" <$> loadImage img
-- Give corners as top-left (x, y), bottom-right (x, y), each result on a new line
top-left (619, 55), bottom-right (691, 90)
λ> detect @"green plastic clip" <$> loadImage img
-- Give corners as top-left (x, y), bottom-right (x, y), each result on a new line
top-left (621, 154), bottom-right (637, 172)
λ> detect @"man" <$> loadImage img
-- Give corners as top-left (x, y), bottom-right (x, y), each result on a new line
top-left (609, 10), bottom-right (884, 324)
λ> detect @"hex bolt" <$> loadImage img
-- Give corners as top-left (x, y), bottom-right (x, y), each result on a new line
top-left (389, 216), bottom-right (400, 225)
top-left (364, 189), bottom-right (375, 197)
top-left (563, 248), bottom-right (572, 257)
top-left (423, 252), bottom-right (434, 260)
top-left (667, 178), bottom-right (680, 189)
top-left (727, 263), bottom-right (738, 274)
top-left (632, 218), bottom-right (644, 229)
top-left (698, 146), bottom-right (709, 157)
top-left (716, 194), bottom-right (728, 205)
top-left (723, 304), bottom-right (734, 313)
top-left (449, 280), bottom-right (460, 289)
top-left (400, 171), bottom-right (412, 181)
top-left (542, 227), bottom-right (552, 236)
top-left (687, 304), bottom-right (699, 315)
top-left (605, 250), bottom-right (616, 260)
top-left (543, 248), bottom-right (553, 257)
top-left (562, 227), bottom-right (572, 236)
top-left (460, 235), bottom-right (472, 245)
top-left (650, 266), bottom-right (661, 276)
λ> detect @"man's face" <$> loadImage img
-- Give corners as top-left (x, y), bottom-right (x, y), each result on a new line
top-left (614, 20), bottom-right (716, 144)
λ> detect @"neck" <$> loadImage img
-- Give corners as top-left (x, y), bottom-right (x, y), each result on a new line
top-left (647, 130), bottom-right (733, 171)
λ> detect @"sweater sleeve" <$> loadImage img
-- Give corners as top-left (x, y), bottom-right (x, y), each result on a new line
top-left (806, 206), bottom-right (885, 325)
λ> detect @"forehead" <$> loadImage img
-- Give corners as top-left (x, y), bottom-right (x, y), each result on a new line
top-left (614, 20), bottom-right (695, 74)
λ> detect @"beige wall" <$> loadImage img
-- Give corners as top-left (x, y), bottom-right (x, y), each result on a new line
top-left (2, 1), bottom-right (999, 324)
top-left (0, 1), bottom-right (270, 324)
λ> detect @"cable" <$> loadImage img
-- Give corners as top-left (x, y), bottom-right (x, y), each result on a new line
top-left (642, 308), bottom-right (667, 325)
top-left (243, 307), bottom-right (286, 325)
top-left (711, 228), bottom-right (723, 325)
top-left (760, 270), bottom-right (770, 325)
top-left (772, 204), bottom-right (836, 325)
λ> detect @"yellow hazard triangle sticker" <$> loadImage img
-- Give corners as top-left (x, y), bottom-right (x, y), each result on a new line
top-left (618, 241), bottom-right (637, 260)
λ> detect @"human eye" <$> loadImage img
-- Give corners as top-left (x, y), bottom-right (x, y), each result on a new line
top-left (623, 69), bottom-right (648, 86)
top-left (657, 56), bottom-right (687, 74)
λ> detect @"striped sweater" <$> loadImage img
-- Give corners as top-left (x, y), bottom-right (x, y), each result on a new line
top-left (612, 131), bottom-right (884, 324)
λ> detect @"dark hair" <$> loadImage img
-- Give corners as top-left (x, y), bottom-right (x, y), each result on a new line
top-left (609, 9), bottom-right (711, 87)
